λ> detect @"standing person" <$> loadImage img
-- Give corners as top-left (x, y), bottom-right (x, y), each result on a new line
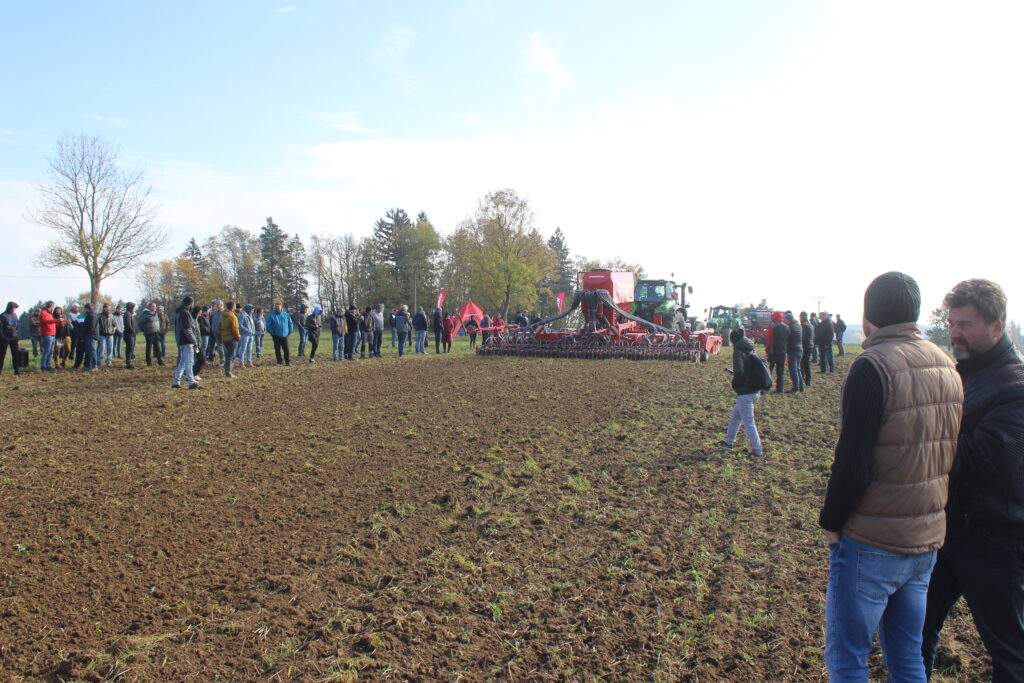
top-left (54, 306), bottom-right (70, 368)
top-left (29, 307), bottom-right (41, 357)
top-left (432, 308), bottom-right (444, 354)
top-left (514, 310), bottom-right (529, 329)
top-left (37, 301), bottom-right (61, 371)
top-left (81, 302), bottom-right (99, 371)
top-left (171, 296), bottom-right (201, 389)
top-left (219, 301), bottom-right (241, 378)
top-left (329, 308), bottom-right (343, 360)
top-left (71, 304), bottom-right (89, 369)
top-left (465, 315), bottom-right (479, 349)
top-left (480, 312), bottom-right (492, 345)
top-left (371, 304), bottom-right (384, 357)
top-left (441, 313), bottom-right (454, 353)
top-left (413, 306), bottom-right (429, 354)
top-left (343, 305), bottom-right (359, 361)
top-left (157, 305), bottom-right (171, 360)
top-left (395, 305), bottom-right (412, 357)
top-left (191, 306), bottom-right (206, 380)
top-left (816, 311), bottom-right (836, 374)
top-left (388, 308), bottom-right (398, 347)
top-left (810, 312), bottom-right (820, 364)
top-left (305, 306), bottom-right (322, 363)
top-left (253, 307), bottom-right (266, 361)
top-left (799, 311), bottom-right (813, 388)
top-left (266, 302), bottom-right (293, 366)
top-left (767, 311), bottom-right (789, 393)
top-left (717, 328), bottom-right (764, 457)
top-left (237, 304), bottom-right (255, 368)
top-left (785, 311), bottom-right (805, 393)
top-left (64, 303), bottom-right (79, 366)
top-left (293, 303), bottom-right (309, 357)
top-left (197, 304), bottom-right (211, 357)
top-left (1, 302), bottom-right (20, 376)
top-left (140, 303), bottom-right (163, 366)
top-left (922, 279), bottom-right (1024, 681)
top-left (208, 301), bottom-right (223, 362)
top-left (122, 302), bottom-right (137, 369)
top-left (96, 303), bottom-right (117, 367)
top-left (834, 314), bottom-right (847, 357)
top-left (820, 271), bottom-right (962, 681)
top-left (112, 304), bottom-right (124, 358)
top-left (358, 307), bottom-right (372, 359)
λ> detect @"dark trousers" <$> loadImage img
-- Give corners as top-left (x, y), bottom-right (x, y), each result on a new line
top-left (73, 340), bottom-right (87, 368)
top-left (344, 331), bottom-right (356, 359)
top-left (800, 349), bottom-right (812, 385)
top-left (397, 331), bottom-right (409, 357)
top-left (359, 332), bottom-right (369, 357)
top-left (372, 330), bottom-right (382, 356)
top-left (309, 336), bottom-right (319, 359)
top-left (787, 350), bottom-right (804, 391)
top-left (297, 327), bottom-right (308, 355)
top-left (223, 340), bottom-right (237, 374)
top-left (434, 330), bottom-right (441, 353)
top-left (835, 334), bottom-right (845, 356)
top-left (922, 535), bottom-right (1024, 681)
top-left (145, 333), bottom-right (163, 365)
top-left (771, 357), bottom-right (785, 391)
top-left (31, 336), bottom-right (40, 356)
top-left (124, 333), bottom-right (136, 366)
top-left (0, 339), bottom-right (18, 374)
top-left (272, 335), bottom-right (290, 364)
top-left (819, 344), bottom-right (835, 373)
top-left (158, 332), bottom-right (167, 359)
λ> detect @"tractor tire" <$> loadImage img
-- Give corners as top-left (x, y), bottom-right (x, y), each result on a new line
top-left (700, 349), bottom-right (709, 362)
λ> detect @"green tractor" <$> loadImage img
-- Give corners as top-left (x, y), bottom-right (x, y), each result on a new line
top-left (707, 305), bottom-right (741, 345)
top-left (630, 279), bottom-right (695, 334)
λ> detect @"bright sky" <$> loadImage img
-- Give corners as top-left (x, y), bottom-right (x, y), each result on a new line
top-left (1, 1), bottom-right (1021, 324)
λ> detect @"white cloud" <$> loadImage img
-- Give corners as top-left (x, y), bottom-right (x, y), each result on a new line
top-left (374, 27), bottom-right (420, 93)
top-left (278, 5), bottom-right (295, 13)
top-left (311, 111), bottom-right (377, 136)
top-left (523, 29), bottom-right (569, 95)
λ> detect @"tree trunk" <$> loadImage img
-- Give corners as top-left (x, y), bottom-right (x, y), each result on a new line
top-left (90, 276), bottom-right (100, 306)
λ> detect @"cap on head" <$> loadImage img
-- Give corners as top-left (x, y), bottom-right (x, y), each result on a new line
top-left (864, 271), bottom-right (921, 328)
top-left (182, 296), bottom-right (194, 306)
top-left (771, 311), bottom-right (784, 323)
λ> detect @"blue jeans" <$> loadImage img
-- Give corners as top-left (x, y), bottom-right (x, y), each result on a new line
top-left (819, 344), bottom-right (835, 373)
top-left (98, 335), bottom-right (114, 365)
top-left (297, 327), bottom-right (308, 355)
top-left (238, 335), bottom-right (253, 364)
top-left (113, 334), bottom-right (122, 357)
top-left (397, 331), bottom-right (409, 357)
top-left (826, 536), bottom-right (936, 682)
top-left (415, 330), bottom-right (427, 353)
top-left (390, 327), bottom-right (396, 346)
top-left (787, 350), bottom-right (804, 390)
top-left (254, 333), bottom-right (264, 358)
top-left (173, 344), bottom-right (196, 385)
top-left (725, 392), bottom-right (762, 454)
top-left (39, 335), bottom-right (56, 369)
top-left (332, 333), bottom-right (344, 360)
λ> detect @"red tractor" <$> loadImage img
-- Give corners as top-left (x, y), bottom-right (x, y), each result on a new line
top-left (743, 309), bottom-right (775, 345)
top-left (478, 269), bottom-right (722, 361)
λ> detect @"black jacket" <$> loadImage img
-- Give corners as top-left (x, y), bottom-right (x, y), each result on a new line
top-left (344, 310), bottom-right (359, 334)
top-left (197, 312), bottom-right (210, 336)
top-left (731, 336), bottom-right (761, 395)
top-left (123, 309), bottom-right (137, 336)
top-left (801, 321), bottom-right (813, 352)
top-left (768, 321), bottom-right (789, 361)
top-left (814, 318), bottom-right (835, 346)
top-left (432, 310), bottom-right (443, 333)
top-left (83, 312), bottom-right (99, 340)
top-left (787, 320), bottom-right (803, 353)
top-left (174, 306), bottom-right (198, 346)
top-left (946, 335), bottom-right (1024, 537)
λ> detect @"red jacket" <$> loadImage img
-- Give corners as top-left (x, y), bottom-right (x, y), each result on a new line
top-left (39, 308), bottom-right (60, 336)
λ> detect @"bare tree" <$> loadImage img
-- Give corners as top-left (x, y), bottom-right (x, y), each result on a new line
top-left (29, 132), bottom-right (167, 305)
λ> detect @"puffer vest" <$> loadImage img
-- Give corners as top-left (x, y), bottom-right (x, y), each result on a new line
top-left (842, 323), bottom-right (963, 554)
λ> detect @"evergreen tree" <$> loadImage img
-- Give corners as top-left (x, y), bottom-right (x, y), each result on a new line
top-left (282, 234), bottom-right (309, 312)
top-left (259, 217), bottom-right (287, 304)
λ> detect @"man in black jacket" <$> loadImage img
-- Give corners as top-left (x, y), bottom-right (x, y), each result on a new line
top-left (834, 314), bottom-right (848, 357)
top-left (785, 311), bottom-right (805, 393)
top-left (123, 302), bottom-right (138, 369)
top-left (799, 311), bottom-right (814, 387)
top-left (343, 305), bottom-right (359, 361)
top-left (432, 308), bottom-right (444, 354)
top-left (815, 311), bottom-right (836, 373)
top-left (768, 311), bottom-right (789, 393)
top-left (922, 279), bottom-right (1024, 680)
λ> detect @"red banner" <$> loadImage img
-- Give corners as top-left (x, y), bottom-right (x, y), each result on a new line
top-left (437, 289), bottom-right (448, 310)
top-left (556, 291), bottom-right (566, 314)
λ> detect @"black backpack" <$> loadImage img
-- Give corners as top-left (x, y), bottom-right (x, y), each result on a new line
top-left (746, 351), bottom-right (773, 391)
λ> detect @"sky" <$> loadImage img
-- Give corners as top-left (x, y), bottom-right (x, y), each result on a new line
top-left (1, 1), bottom-right (1022, 324)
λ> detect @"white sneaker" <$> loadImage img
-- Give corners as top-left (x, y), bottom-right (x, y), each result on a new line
top-left (194, 375), bottom-right (203, 381)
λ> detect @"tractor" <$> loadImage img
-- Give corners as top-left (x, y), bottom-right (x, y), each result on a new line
top-left (743, 309), bottom-right (775, 345)
top-left (477, 269), bottom-right (722, 361)
top-left (707, 305), bottom-right (741, 345)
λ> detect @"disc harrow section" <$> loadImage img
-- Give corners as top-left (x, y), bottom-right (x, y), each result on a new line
top-left (478, 335), bottom-right (705, 361)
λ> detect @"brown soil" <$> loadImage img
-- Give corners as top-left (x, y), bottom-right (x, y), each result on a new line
top-left (0, 349), bottom-right (989, 681)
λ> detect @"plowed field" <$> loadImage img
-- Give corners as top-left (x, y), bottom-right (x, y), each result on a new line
top-left (0, 345), bottom-right (989, 681)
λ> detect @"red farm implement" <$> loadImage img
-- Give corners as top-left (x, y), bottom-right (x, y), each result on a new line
top-left (477, 269), bottom-right (723, 361)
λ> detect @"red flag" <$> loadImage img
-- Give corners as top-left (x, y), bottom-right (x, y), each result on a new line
top-left (556, 291), bottom-right (566, 314)
top-left (437, 289), bottom-right (448, 310)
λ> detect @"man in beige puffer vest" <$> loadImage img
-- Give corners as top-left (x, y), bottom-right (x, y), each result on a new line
top-left (820, 272), bottom-right (963, 682)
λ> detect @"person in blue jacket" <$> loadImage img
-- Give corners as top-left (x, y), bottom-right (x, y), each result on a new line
top-left (266, 302), bottom-right (294, 366)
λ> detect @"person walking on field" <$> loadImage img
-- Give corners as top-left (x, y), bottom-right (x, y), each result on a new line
top-left (171, 296), bottom-right (201, 390)
top-left (413, 306), bottom-right (429, 354)
top-left (219, 301), bottom-right (241, 378)
top-left (343, 305), bottom-right (359, 360)
top-left (305, 306), bottom-right (322, 363)
top-left (237, 304), bottom-right (255, 367)
top-left (157, 305), bottom-right (171, 360)
top-left (718, 328), bottom-right (764, 458)
top-left (921, 279), bottom-right (1024, 681)
top-left (815, 311), bottom-right (836, 374)
top-left (785, 310), bottom-right (805, 393)
top-left (38, 301), bottom-right (61, 372)
top-left (1, 302), bottom-right (21, 376)
top-left (140, 303), bottom-right (163, 366)
top-left (294, 303), bottom-right (309, 357)
top-left (767, 311), bottom-right (788, 393)
top-left (834, 313), bottom-right (847, 357)
top-left (54, 306), bottom-right (70, 368)
top-left (358, 307), bottom-right (372, 359)
top-left (432, 307), bottom-right (444, 354)
top-left (371, 304), bottom-right (384, 357)
top-left (122, 302), bottom-right (138, 369)
top-left (112, 304), bottom-right (124, 359)
top-left (799, 311), bottom-right (813, 388)
top-left (266, 302), bottom-right (293, 366)
top-left (81, 302), bottom-right (99, 371)
top-left (820, 272), bottom-right (962, 682)
top-left (441, 313), bottom-right (454, 353)
top-left (329, 308), bottom-right (344, 360)
top-left (395, 305), bottom-right (412, 357)
top-left (252, 307), bottom-right (266, 360)
top-left (96, 302), bottom-right (117, 367)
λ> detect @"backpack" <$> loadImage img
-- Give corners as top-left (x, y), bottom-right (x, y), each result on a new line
top-left (746, 352), bottom-right (773, 391)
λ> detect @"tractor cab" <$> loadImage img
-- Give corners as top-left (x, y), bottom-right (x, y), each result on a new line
top-left (632, 279), bottom-right (692, 332)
